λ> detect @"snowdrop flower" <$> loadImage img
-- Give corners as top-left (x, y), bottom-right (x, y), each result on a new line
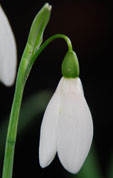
top-left (39, 51), bottom-right (93, 173)
top-left (0, 5), bottom-right (17, 86)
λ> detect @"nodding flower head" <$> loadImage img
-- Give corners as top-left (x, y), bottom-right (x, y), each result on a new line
top-left (0, 5), bottom-right (17, 86)
top-left (39, 76), bottom-right (93, 174)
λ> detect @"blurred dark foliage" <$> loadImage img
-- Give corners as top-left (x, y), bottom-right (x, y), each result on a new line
top-left (0, 0), bottom-right (113, 177)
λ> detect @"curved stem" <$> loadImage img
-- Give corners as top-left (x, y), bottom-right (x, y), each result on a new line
top-left (32, 34), bottom-right (73, 65)
top-left (41, 34), bottom-right (73, 51)
top-left (2, 34), bottom-right (72, 178)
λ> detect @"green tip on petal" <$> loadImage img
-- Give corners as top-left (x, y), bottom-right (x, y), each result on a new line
top-left (62, 50), bottom-right (80, 78)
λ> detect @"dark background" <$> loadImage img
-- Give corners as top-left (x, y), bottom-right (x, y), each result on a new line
top-left (0, 0), bottom-right (112, 178)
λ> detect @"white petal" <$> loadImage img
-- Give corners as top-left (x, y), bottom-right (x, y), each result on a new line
top-left (39, 90), bottom-right (60, 168)
top-left (57, 78), bottom-right (93, 174)
top-left (0, 5), bottom-right (17, 86)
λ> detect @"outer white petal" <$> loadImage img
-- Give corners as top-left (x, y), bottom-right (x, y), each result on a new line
top-left (57, 77), bottom-right (93, 174)
top-left (0, 5), bottom-right (17, 86)
top-left (39, 89), bottom-right (60, 168)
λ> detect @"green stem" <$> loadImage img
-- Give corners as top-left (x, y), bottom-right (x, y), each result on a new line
top-left (32, 34), bottom-right (73, 65)
top-left (2, 44), bottom-right (31, 178)
top-left (2, 34), bottom-right (72, 178)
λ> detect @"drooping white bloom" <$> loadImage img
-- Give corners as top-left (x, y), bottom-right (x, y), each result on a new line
top-left (39, 77), bottom-right (93, 174)
top-left (0, 5), bottom-right (17, 86)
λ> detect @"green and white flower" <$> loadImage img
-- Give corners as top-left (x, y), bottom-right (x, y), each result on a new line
top-left (39, 76), bottom-right (93, 174)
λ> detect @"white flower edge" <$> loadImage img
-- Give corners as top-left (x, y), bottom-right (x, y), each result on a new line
top-left (39, 77), bottom-right (93, 174)
top-left (0, 5), bottom-right (17, 86)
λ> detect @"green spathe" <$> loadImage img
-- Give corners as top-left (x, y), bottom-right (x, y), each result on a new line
top-left (27, 3), bottom-right (52, 55)
top-left (62, 50), bottom-right (80, 78)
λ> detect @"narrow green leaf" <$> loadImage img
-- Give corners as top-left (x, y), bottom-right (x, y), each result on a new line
top-left (27, 3), bottom-right (52, 55)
